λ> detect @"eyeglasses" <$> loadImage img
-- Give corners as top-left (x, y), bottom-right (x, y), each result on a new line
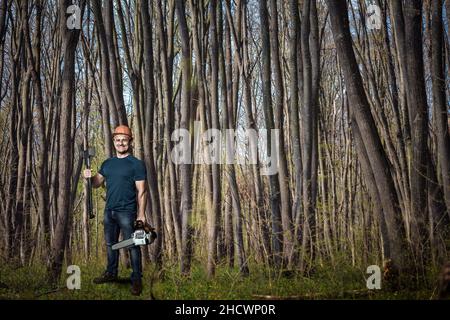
top-left (114, 138), bottom-right (130, 144)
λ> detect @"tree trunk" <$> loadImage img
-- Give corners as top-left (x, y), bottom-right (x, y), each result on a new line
top-left (0, 0), bottom-right (7, 41)
top-left (175, 0), bottom-right (194, 275)
top-left (48, 0), bottom-right (83, 286)
top-left (27, 1), bottom-right (51, 261)
top-left (221, 2), bottom-right (248, 275)
top-left (389, 0), bottom-right (412, 160)
top-left (5, 57), bottom-right (19, 259)
top-left (156, 0), bottom-right (181, 262)
top-left (259, 0), bottom-right (283, 268)
top-left (403, 0), bottom-right (430, 274)
top-left (104, 0), bottom-right (128, 126)
top-left (288, 0), bottom-right (302, 265)
top-left (309, 0), bottom-right (320, 259)
top-left (300, 0), bottom-right (317, 272)
top-left (206, 0), bottom-right (222, 278)
top-left (326, 0), bottom-right (406, 273)
top-left (91, 0), bottom-right (119, 128)
top-left (242, 0), bottom-right (269, 264)
top-left (269, 0), bottom-right (294, 268)
top-left (141, 0), bottom-right (163, 268)
top-left (431, 0), bottom-right (450, 218)
top-left (82, 64), bottom-right (91, 262)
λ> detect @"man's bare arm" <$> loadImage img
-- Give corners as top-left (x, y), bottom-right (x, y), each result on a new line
top-left (135, 180), bottom-right (147, 222)
top-left (83, 169), bottom-right (105, 188)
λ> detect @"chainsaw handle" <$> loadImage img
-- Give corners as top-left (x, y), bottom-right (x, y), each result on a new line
top-left (134, 220), bottom-right (145, 230)
top-left (134, 220), bottom-right (156, 232)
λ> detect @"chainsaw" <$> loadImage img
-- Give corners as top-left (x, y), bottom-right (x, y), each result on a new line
top-left (112, 220), bottom-right (157, 250)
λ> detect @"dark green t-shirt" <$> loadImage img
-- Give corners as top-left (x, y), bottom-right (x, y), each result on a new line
top-left (98, 155), bottom-right (147, 212)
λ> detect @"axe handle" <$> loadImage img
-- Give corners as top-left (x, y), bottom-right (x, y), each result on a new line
top-left (84, 150), bottom-right (95, 219)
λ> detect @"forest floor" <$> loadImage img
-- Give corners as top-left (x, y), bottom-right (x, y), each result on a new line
top-left (0, 259), bottom-right (441, 300)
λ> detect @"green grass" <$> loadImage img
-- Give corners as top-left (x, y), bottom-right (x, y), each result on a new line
top-left (0, 260), bottom-right (438, 300)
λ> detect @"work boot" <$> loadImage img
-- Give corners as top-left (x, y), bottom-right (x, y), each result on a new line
top-left (131, 280), bottom-right (142, 296)
top-left (93, 272), bottom-right (117, 284)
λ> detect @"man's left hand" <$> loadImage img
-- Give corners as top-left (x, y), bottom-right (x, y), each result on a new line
top-left (137, 217), bottom-right (146, 224)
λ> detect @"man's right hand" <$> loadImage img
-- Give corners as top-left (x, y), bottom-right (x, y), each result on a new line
top-left (83, 169), bottom-right (92, 179)
top-left (84, 170), bottom-right (105, 188)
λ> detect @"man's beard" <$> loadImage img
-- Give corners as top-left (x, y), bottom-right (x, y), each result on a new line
top-left (116, 147), bottom-right (129, 154)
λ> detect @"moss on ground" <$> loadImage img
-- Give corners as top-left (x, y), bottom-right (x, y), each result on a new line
top-left (0, 259), bottom-right (439, 300)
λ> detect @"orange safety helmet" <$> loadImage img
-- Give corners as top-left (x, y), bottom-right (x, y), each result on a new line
top-left (113, 125), bottom-right (133, 140)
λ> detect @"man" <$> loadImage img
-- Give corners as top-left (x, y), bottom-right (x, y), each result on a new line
top-left (83, 125), bottom-right (147, 296)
